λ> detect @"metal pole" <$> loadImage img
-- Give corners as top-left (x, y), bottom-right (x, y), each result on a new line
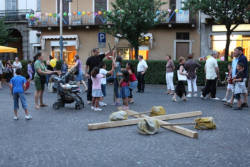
top-left (59, 0), bottom-right (63, 60)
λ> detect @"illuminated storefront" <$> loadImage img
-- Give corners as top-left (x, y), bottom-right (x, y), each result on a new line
top-left (211, 24), bottom-right (250, 61)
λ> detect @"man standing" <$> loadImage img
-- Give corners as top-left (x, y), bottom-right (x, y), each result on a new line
top-left (137, 55), bottom-right (148, 93)
top-left (12, 57), bottom-right (22, 76)
top-left (234, 47), bottom-right (248, 108)
top-left (201, 51), bottom-right (220, 100)
top-left (85, 48), bottom-right (110, 104)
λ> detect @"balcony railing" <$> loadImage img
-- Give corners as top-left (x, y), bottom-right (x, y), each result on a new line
top-left (0, 9), bottom-right (33, 22)
top-left (28, 10), bottom-right (195, 28)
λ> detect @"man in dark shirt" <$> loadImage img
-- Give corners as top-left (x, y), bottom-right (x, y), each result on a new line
top-left (85, 48), bottom-right (111, 103)
top-left (234, 47), bottom-right (248, 108)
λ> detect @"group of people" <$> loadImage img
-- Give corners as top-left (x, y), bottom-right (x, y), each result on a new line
top-left (2, 46), bottom-right (248, 120)
top-left (85, 48), bottom-right (147, 111)
top-left (165, 47), bottom-right (248, 110)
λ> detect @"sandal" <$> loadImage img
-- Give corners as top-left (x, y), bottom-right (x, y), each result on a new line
top-left (40, 104), bottom-right (48, 107)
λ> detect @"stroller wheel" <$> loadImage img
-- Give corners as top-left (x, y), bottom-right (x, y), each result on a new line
top-left (75, 102), bottom-right (84, 110)
top-left (53, 102), bottom-right (61, 110)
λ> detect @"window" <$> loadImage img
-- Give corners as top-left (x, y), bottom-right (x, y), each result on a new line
top-left (6, 0), bottom-right (17, 10)
top-left (176, 32), bottom-right (189, 40)
top-left (95, 0), bottom-right (107, 24)
top-left (37, 0), bottom-right (41, 11)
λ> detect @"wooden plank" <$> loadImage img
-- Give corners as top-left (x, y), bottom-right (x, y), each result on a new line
top-left (88, 111), bottom-right (202, 130)
top-left (127, 110), bottom-right (198, 138)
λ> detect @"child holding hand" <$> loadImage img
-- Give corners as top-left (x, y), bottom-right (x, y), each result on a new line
top-left (91, 67), bottom-right (104, 111)
top-left (119, 70), bottom-right (130, 110)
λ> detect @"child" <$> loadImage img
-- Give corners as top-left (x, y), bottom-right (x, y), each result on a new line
top-left (222, 64), bottom-right (234, 102)
top-left (9, 69), bottom-right (32, 120)
top-left (91, 67), bottom-right (104, 111)
top-left (99, 62), bottom-right (114, 106)
top-left (232, 63), bottom-right (247, 110)
top-left (172, 56), bottom-right (188, 102)
top-left (119, 70), bottom-right (130, 110)
top-left (126, 63), bottom-right (138, 104)
top-left (27, 61), bottom-right (33, 81)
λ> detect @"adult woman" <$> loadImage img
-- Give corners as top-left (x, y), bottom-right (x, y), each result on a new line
top-left (73, 55), bottom-right (87, 91)
top-left (184, 54), bottom-right (201, 97)
top-left (34, 53), bottom-right (55, 109)
top-left (172, 57), bottom-right (187, 102)
top-left (5, 60), bottom-right (13, 83)
top-left (165, 55), bottom-right (175, 95)
top-left (126, 62), bottom-right (138, 103)
top-left (12, 57), bottom-right (22, 76)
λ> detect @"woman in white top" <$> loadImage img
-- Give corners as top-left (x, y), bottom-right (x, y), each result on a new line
top-left (12, 57), bottom-right (22, 76)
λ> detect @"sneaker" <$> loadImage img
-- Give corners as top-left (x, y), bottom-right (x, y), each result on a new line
top-left (99, 102), bottom-right (107, 107)
top-left (13, 116), bottom-right (18, 120)
top-left (193, 93), bottom-right (198, 97)
top-left (25, 115), bottom-right (32, 120)
top-left (187, 93), bottom-right (192, 98)
top-left (241, 103), bottom-right (248, 108)
top-left (222, 98), bottom-right (227, 102)
top-left (94, 107), bottom-right (102, 111)
top-left (87, 101), bottom-right (92, 105)
top-left (200, 94), bottom-right (205, 99)
top-left (172, 97), bottom-right (177, 102)
top-left (224, 102), bottom-right (233, 108)
top-left (233, 99), bottom-right (238, 104)
top-left (211, 97), bottom-right (220, 101)
top-left (91, 106), bottom-right (95, 110)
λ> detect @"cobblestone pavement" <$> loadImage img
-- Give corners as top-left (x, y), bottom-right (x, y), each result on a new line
top-left (0, 83), bottom-right (250, 167)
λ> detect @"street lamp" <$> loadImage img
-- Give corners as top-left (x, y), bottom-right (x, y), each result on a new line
top-left (59, 0), bottom-right (63, 60)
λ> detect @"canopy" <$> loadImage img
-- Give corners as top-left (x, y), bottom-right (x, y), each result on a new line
top-left (0, 46), bottom-right (18, 53)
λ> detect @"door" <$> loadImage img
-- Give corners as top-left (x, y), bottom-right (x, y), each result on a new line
top-left (176, 42), bottom-right (189, 60)
top-left (95, 0), bottom-right (107, 24)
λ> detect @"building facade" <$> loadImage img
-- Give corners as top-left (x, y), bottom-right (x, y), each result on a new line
top-left (30, 0), bottom-right (201, 66)
top-left (0, 0), bottom-right (41, 60)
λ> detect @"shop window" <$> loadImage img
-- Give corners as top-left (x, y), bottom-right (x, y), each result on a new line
top-left (176, 32), bottom-right (189, 40)
top-left (117, 46), bottom-right (149, 60)
top-left (51, 46), bottom-right (77, 67)
top-left (211, 35), bottom-right (250, 61)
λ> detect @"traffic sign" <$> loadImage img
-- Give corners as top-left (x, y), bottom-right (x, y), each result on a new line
top-left (98, 32), bottom-right (106, 48)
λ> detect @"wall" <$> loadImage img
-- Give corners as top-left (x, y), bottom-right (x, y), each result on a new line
top-left (17, 0), bottom-right (37, 11)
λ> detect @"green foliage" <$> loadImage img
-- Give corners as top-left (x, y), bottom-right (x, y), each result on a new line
top-left (104, 60), bottom-right (250, 86)
top-left (183, 0), bottom-right (250, 61)
top-left (0, 18), bottom-right (17, 45)
top-left (103, 0), bottom-right (168, 58)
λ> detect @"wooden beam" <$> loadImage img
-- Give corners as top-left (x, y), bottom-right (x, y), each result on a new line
top-left (88, 111), bottom-right (202, 130)
top-left (127, 110), bottom-right (198, 138)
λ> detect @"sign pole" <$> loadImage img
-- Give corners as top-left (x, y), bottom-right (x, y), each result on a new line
top-left (59, 0), bottom-right (63, 60)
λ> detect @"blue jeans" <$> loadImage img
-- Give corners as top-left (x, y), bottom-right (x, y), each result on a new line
top-left (101, 84), bottom-right (106, 97)
top-left (13, 93), bottom-right (27, 110)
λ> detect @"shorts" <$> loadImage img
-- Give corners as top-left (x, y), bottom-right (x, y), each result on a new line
top-left (227, 84), bottom-right (234, 92)
top-left (101, 84), bottom-right (106, 97)
top-left (0, 74), bottom-right (3, 80)
top-left (120, 86), bottom-right (130, 98)
top-left (13, 93), bottom-right (27, 110)
top-left (234, 93), bottom-right (241, 100)
top-left (34, 77), bottom-right (45, 91)
top-left (92, 89), bottom-right (103, 97)
top-left (129, 80), bottom-right (138, 90)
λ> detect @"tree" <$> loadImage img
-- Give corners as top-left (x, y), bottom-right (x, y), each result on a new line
top-left (103, 0), bottom-right (167, 59)
top-left (0, 18), bottom-right (16, 46)
top-left (183, 0), bottom-right (250, 61)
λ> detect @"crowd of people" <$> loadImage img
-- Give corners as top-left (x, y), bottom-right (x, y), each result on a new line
top-left (0, 46), bottom-right (248, 120)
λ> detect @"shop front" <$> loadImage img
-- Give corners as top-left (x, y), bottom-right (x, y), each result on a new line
top-left (211, 24), bottom-right (250, 61)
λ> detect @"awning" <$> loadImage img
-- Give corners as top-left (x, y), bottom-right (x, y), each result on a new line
top-left (0, 46), bottom-right (18, 53)
top-left (41, 35), bottom-right (79, 50)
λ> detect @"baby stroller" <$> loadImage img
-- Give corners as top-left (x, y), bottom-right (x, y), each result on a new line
top-left (51, 70), bottom-right (84, 110)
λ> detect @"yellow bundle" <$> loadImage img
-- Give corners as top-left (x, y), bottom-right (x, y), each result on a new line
top-left (150, 106), bottom-right (166, 117)
top-left (195, 117), bottom-right (216, 130)
top-left (109, 111), bottom-right (128, 121)
top-left (137, 118), bottom-right (160, 135)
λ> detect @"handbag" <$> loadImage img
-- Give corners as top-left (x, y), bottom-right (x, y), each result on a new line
top-left (177, 70), bottom-right (187, 81)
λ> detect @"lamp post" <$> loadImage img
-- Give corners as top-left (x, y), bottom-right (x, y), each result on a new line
top-left (59, 0), bottom-right (63, 60)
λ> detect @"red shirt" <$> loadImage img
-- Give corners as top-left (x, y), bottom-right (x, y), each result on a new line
top-left (120, 81), bottom-right (129, 87)
top-left (228, 72), bottom-right (233, 84)
top-left (129, 73), bottom-right (137, 82)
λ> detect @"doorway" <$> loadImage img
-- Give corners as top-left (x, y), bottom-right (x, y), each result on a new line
top-left (174, 40), bottom-right (192, 60)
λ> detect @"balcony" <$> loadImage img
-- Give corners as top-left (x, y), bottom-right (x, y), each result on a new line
top-left (28, 10), bottom-right (196, 29)
top-left (0, 10), bottom-right (33, 22)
